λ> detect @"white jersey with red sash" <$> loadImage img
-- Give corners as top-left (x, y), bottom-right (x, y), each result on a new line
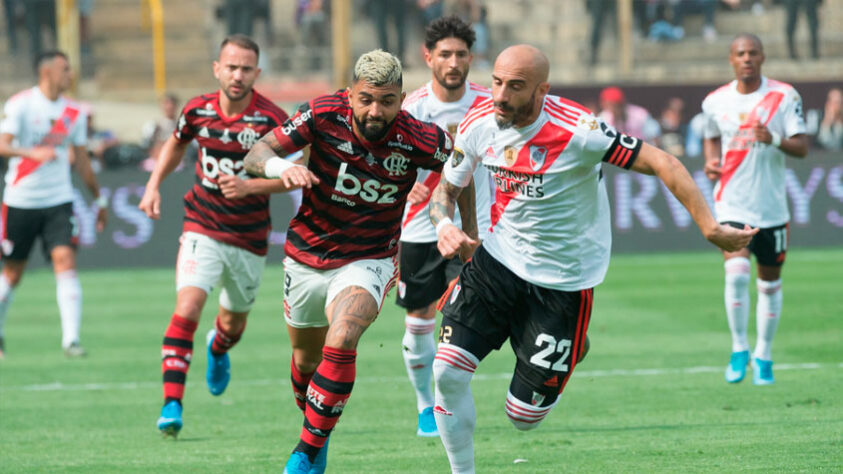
top-left (702, 77), bottom-right (806, 227)
top-left (400, 81), bottom-right (492, 243)
top-left (443, 94), bottom-right (642, 291)
top-left (0, 86), bottom-right (87, 209)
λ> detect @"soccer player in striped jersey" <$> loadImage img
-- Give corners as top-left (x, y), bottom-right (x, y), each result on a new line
top-left (702, 34), bottom-right (808, 386)
top-left (0, 50), bottom-right (107, 359)
top-left (139, 35), bottom-right (294, 438)
top-left (244, 50), bottom-right (453, 474)
top-left (429, 45), bottom-right (758, 473)
top-left (396, 15), bottom-right (492, 438)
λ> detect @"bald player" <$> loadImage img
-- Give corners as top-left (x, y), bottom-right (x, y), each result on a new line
top-left (429, 44), bottom-right (757, 473)
top-left (702, 34), bottom-right (808, 386)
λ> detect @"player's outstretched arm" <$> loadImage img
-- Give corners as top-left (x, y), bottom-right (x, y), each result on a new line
top-left (244, 133), bottom-right (319, 191)
top-left (73, 145), bottom-right (107, 232)
top-left (455, 178), bottom-right (480, 261)
top-left (631, 142), bottom-right (758, 252)
top-left (430, 179), bottom-right (477, 259)
top-left (139, 135), bottom-right (190, 219)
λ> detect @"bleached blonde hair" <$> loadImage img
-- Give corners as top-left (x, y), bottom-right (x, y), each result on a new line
top-left (352, 49), bottom-right (403, 87)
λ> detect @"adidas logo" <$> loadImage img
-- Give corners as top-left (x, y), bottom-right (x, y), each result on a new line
top-left (338, 141), bottom-right (354, 154)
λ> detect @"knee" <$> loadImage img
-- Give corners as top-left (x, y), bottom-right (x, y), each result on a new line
top-left (724, 257), bottom-right (751, 288)
top-left (433, 357), bottom-right (472, 395)
top-left (504, 390), bottom-right (557, 431)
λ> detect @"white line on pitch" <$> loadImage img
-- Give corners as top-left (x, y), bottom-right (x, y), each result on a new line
top-left (1, 362), bottom-right (838, 393)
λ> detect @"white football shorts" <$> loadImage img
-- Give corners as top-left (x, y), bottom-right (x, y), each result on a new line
top-left (282, 255), bottom-right (398, 328)
top-left (176, 231), bottom-right (266, 312)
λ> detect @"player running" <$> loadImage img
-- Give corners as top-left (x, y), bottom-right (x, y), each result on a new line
top-left (429, 44), bottom-right (757, 473)
top-left (139, 35), bottom-right (294, 438)
top-left (0, 50), bottom-right (107, 359)
top-left (243, 49), bottom-right (453, 474)
top-left (396, 15), bottom-right (492, 438)
top-left (702, 34), bottom-right (808, 386)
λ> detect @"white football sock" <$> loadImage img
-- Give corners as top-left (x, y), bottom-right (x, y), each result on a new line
top-left (433, 343), bottom-right (479, 474)
top-left (505, 390), bottom-right (558, 431)
top-left (754, 278), bottom-right (782, 361)
top-left (56, 270), bottom-right (82, 348)
top-left (724, 257), bottom-right (751, 352)
top-left (0, 273), bottom-right (15, 340)
top-left (402, 315), bottom-right (437, 412)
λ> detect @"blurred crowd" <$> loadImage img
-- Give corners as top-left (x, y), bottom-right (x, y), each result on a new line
top-left (587, 0), bottom-right (823, 65)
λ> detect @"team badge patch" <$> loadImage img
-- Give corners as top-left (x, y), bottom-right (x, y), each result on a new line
top-left (531, 391), bottom-right (546, 406)
top-left (504, 146), bottom-right (518, 167)
top-left (451, 147), bottom-right (466, 167)
top-left (450, 284), bottom-right (461, 304)
top-left (398, 280), bottom-right (407, 299)
top-left (529, 145), bottom-right (547, 171)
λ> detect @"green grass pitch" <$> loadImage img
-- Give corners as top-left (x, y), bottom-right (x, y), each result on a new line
top-left (0, 248), bottom-right (840, 472)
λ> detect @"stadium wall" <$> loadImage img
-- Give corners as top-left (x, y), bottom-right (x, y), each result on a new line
top-left (3, 151), bottom-right (840, 269)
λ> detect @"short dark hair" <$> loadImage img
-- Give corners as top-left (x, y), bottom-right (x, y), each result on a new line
top-left (731, 33), bottom-right (763, 52)
top-left (424, 15), bottom-right (475, 51)
top-left (220, 34), bottom-right (260, 59)
top-left (34, 50), bottom-right (68, 75)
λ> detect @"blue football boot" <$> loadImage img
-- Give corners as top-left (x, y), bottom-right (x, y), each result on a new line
top-left (157, 400), bottom-right (183, 438)
top-left (283, 451), bottom-right (313, 474)
top-left (724, 350), bottom-right (749, 383)
top-left (417, 406), bottom-right (439, 437)
top-left (310, 437), bottom-right (329, 474)
top-left (752, 357), bottom-right (775, 385)
top-left (206, 329), bottom-right (230, 396)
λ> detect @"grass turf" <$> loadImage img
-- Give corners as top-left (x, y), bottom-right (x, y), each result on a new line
top-left (0, 248), bottom-right (840, 472)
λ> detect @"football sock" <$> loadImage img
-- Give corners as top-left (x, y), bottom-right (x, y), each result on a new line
top-left (433, 343), bottom-right (479, 474)
top-left (210, 315), bottom-right (245, 355)
top-left (161, 313), bottom-right (198, 404)
top-left (754, 278), bottom-right (782, 361)
top-left (55, 270), bottom-right (82, 348)
top-left (724, 257), bottom-right (751, 352)
top-left (402, 315), bottom-right (437, 412)
top-left (290, 355), bottom-right (315, 413)
top-left (295, 346), bottom-right (356, 462)
top-left (0, 274), bottom-right (15, 341)
top-left (505, 390), bottom-right (557, 431)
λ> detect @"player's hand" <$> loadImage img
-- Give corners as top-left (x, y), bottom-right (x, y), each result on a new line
top-left (457, 238), bottom-right (480, 263)
top-left (752, 120), bottom-right (772, 144)
top-left (707, 223), bottom-right (758, 252)
top-left (704, 155), bottom-right (721, 180)
top-left (407, 181), bottom-right (431, 205)
top-left (96, 207), bottom-right (107, 232)
top-left (218, 174), bottom-right (250, 199)
top-left (437, 222), bottom-right (477, 260)
top-left (138, 187), bottom-right (162, 220)
top-left (280, 165), bottom-right (320, 190)
top-left (28, 146), bottom-right (56, 162)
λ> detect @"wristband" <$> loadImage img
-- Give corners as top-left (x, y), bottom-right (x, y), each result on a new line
top-left (265, 157), bottom-right (296, 178)
top-left (770, 131), bottom-right (782, 148)
top-left (95, 194), bottom-right (108, 208)
top-left (435, 217), bottom-right (454, 236)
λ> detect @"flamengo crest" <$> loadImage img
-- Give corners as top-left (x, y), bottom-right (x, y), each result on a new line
top-left (237, 127), bottom-right (259, 149)
top-left (383, 152), bottom-right (409, 176)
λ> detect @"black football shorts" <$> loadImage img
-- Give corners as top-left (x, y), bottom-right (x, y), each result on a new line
top-left (1, 202), bottom-right (77, 261)
top-left (723, 221), bottom-right (788, 266)
top-left (395, 240), bottom-right (462, 311)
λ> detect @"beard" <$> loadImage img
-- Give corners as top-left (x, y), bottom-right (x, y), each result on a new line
top-left (223, 83), bottom-right (250, 102)
top-left (353, 113), bottom-right (394, 142)
top-left (434, 69), bottom-right (467, 91)
top-left (494, 97), bottom-right (535, 130)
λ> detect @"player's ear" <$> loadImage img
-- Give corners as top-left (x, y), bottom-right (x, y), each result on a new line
top-left (212, 60), bottom-right (220, 80)
top-left (401, 91), bottom-right (406, 103)
top-left (423, 47), bottom-right (433, 67)
top-left (537, 82), bottom-right (550, 98)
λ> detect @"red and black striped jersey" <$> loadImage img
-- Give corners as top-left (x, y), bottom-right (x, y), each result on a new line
top-left (273, 89), bottom-right (452, 269)
top-left (174, 90), bottom-right (289, 255)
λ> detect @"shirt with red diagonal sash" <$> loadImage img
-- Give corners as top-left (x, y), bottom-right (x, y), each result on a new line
top-left (174, 90), bottom-right (289, 256)
top-left (272, 89), bottom-right (452, 269)
top-left (0, 86), bottom-right (87, 209)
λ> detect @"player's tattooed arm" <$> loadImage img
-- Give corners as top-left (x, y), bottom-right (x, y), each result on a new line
top-left (243, 132), bottom-right (291, 177)
top-left (325, 286), bottom-right (379, 349)
top-left (456, 177), bottom-right (478, 241)
top-left (429, 179), bottom-right (463, 227)
top-left (431, 179), bottom-right (478, 259)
